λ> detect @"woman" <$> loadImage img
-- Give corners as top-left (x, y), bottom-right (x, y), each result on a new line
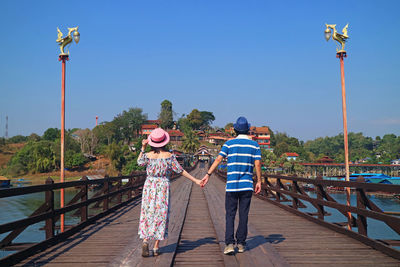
top-left (137, 128), bottom-right (201, 257)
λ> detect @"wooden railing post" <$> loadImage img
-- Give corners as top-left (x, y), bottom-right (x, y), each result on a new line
top-left (117, 173), bottom-right (122, 204)
top-left (316, 176), bottom-right (325, 220)
top-left (80, 176), bottom-right (89, 222)
top-left (356, 176), bottom-right (368, 236)
top-left (128, 176), bottom-right (133, 199)
top-left (275, 178), bottom-right (281, 202)
top-left (103, 175), bottom-right (110, 211)
top-left (45, 177), bottom-right (55, 239)
top-left (292, 180), bottom-right (298, 210)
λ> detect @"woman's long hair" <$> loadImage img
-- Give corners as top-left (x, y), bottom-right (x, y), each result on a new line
top-left (150, 145), bottom-right (168, 154)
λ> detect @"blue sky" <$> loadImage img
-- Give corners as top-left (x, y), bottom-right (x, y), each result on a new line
top-left (1, 0), bottom-right (399, 141)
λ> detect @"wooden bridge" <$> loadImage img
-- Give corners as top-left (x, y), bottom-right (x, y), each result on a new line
top-left (1, 164), bottom-right (400, 266)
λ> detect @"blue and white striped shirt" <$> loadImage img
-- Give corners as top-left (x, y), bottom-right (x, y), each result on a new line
top-left (219, 135), bottom-right (261, 192)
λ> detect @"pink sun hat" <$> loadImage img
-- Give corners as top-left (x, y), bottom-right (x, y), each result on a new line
top-left (147, 128), bottom-right (170, 147)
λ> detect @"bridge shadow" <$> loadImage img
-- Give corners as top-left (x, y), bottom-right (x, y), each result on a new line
top-left (21, 198), bottom-right (142, 266)
top-left (246, 234), bottom-right (285, 251)
top-left (161, 237), bottom-right (217, 253)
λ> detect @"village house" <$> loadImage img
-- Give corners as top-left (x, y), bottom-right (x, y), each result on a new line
top-left (207, 132), bottom-right (232, 146)
top-left (285, 152), bottom-right (299, 161)
top-left (391, 159), bottom-right (400, 165)
top-left (168, 129), bottom-right (185, 146)
top-left (249, 126), bottom-right (271, 149)
top-left (139, 120), bottom-right (161, 136)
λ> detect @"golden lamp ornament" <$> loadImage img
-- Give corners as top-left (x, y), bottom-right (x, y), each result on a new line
top-left (56, 26), bottom-right (80, 56)
top-left (324, 24), bottom-right (349, 53)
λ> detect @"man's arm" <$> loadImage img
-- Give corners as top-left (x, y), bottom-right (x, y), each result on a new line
top-left (254, 159), bottom-right (262, 194)
top-left (201, 155), bottom-right (224, 187)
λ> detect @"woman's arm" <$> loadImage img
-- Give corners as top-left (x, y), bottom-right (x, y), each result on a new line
top-left (137, 139), bottom-right (148, 166)
top-left (181, 170), bottom-right (201, 185)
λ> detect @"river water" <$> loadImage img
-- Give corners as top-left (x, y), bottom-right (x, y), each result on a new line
top-left (0, 188), bottom-right (91, 258)
top-left (1, 187), bottom-right (399, 258)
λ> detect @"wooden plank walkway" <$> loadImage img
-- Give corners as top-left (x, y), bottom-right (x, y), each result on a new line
top-left (14, 166), bottom-right (400, 266)
top-left (208, 170), bottom-right (400, 267)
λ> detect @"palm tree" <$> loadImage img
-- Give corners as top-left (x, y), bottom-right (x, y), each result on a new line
top-left (181, 129), bottom-right (200, 154)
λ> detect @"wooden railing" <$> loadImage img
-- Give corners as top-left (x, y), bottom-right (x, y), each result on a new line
top-left (0, 159), bottom-right (198, 266)
top-left (0, 171), bottom-right (147, 265)
top-left (216, 170), bottom-right (400, 260)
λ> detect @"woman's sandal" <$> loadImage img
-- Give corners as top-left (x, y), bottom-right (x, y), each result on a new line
top-left (142, 242), bottom-right (149, 257)
top-left (153, 248), bottom-right (159, 256)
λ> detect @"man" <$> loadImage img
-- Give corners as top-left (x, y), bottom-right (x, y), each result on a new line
top-left (201, 116), bottom-right (262, 255)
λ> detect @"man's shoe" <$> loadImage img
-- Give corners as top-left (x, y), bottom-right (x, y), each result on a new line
top-left (224, 244), bottom-right (235, 255)
top-left (237, 243), bottom-right (245, 253)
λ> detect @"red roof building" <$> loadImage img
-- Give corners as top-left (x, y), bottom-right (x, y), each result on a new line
top-left (140, 124), bottom-right (158, 136)
top-left (249, 126), bottom-right (270, 149)
top-left (168, 130), bottom-right (184, 143)
top-left (284, 152), bottom-right (299, 160)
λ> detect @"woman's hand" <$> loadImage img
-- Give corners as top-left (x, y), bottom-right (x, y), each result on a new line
top-left (194, 179), bottom-right (202, 187)
top-left (141, 139), bottom-right (148, 151)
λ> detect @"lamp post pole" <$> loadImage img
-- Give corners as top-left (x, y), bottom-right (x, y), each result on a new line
top-left (56, 26), bottom-right (80, 233)
top-left (337, 51), bottom-right (352, 229)
top-left (59, 54), bottom-right (68, 233)
top-left (324, 24), bottom-right (352, 229)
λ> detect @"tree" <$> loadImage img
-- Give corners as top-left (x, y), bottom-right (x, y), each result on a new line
top-left (28, 133), bottom-right (41, 142)
top-left (105, 142), bottom-right (126, 171)
top-left (43, 128), bottom-right (60, 141)
top-left (159, 100), bottom-right (174, 129)
top-left (274, 142), bottom-right (289, 157)
top-left (224, 123), bottom-right (233, 130)
top-left (113, 107), bottom-right (147, 143)
top-left (181, 128), bottom-right (200, 153)
top-left (186, 109), bottom-right (203, 129)
top-left (199, 111), bottom-right (215, 128)
top-left (7, 135), bottom-right (28, 144)
top-left (93, 122), bottom-right (114, 145)
top-left (74, 129), bottom-right (98, 155)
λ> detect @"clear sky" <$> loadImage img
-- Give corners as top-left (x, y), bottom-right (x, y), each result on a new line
top-left (1, 0), bottom-right (399, 141)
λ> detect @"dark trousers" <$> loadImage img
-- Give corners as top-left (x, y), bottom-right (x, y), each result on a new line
top-left (225, 190), bottom-right (253, 245)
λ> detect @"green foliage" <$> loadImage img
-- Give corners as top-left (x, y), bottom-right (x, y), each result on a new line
top-left (186, 109), bottom-right (203, 129)
top-left (113, 107), bottom-right (147, 143)
top-left (7, 135), bottom-right (28, 144)
top-left (93, 122), bottom-right (114, 145)
top-left (105, 142), bottom-right (127, 171)
top-left (181, 128), bottom-right (200, 153)
top-left (43, 128), bottom-right (61, 141)
top-left (303, 132), bottom-right (400, 163)
top-left (224, 123), bottom-right (233, 130)
top-left (65, 150), bottom-right (88, 169)
top-left (159, 100), bottom-right (174, 129)
top-left (28, 133), bottom-right (41, 142)
top-left (5, 140), bottom-right (56, 176)
top-left (4, 131), bottom-right (87, 176)
top-left (199, 111), bottom-right (215, 128)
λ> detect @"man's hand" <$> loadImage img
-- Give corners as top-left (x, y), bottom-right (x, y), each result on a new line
top-left (254, 181), bottom-right (262, 194)
top-left (201, 175), bottom-right (209, 187)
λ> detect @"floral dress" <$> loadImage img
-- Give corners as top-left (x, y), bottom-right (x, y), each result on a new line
top-left (137, 153), bottom-right (183, 240)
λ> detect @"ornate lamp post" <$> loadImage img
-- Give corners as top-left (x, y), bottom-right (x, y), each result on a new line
top-left (324, 23), bottom-right (352, 229)
top-left (56, 26), bottom-right (80, 232)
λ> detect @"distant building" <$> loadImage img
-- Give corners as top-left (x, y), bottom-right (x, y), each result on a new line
top-left (249, 126), bottom-right (270, 149)
top-left (139, 120), bottom-right (162, 136)
top-left (284, 152), bottom-right (299, 161)
top-left (195, 130), bottom-right (207, 141)
top-left (391, 159), bottom-right (400, 165)
top-left (317, 156), bottom-right (334, 163)
top-left (207, 132), bottom-right (232, 145)
top-left (140, 124), bottom-right (158, 136)
top-left (168, 130), bottom-right (185, 145)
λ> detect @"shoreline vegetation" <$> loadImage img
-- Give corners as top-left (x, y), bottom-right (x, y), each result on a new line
top-left (1, 100), bottom-right (399, 184)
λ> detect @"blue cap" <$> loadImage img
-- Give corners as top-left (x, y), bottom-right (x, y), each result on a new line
top-left (233, 117), bottom-right (251, 132)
